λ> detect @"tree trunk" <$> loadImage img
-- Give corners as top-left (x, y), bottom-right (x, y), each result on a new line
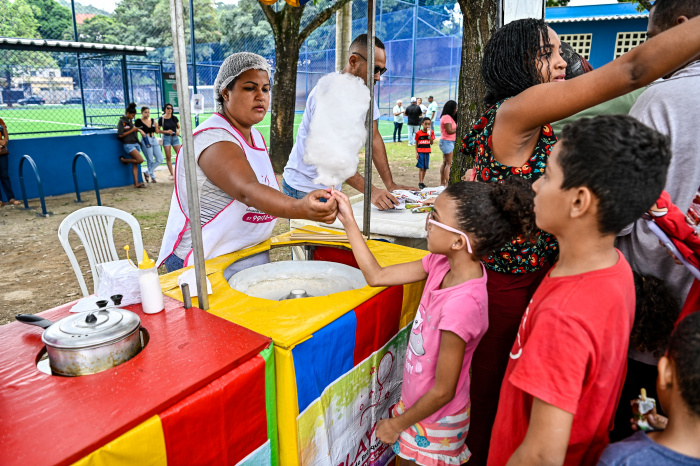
top-left (261, 0), bottom-right (354, 173)
top-left (449, 0), bottom-right (498, 183)
top-left (265, 4), bottom-right (304, 172)
top-left (270, 47), bottom-right (301, 171)
top-left (335, 2), bottom-right (353, 71)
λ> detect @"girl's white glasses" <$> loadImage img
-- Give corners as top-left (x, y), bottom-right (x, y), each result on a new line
top-left (426, 211), bottom-right (473, 254)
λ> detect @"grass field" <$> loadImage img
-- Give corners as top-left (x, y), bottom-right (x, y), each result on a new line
top-left (3, 105), bottom-right (441, 142)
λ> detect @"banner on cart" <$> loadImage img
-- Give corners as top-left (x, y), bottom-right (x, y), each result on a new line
top-left (297, 325), bottom-right (410, 466)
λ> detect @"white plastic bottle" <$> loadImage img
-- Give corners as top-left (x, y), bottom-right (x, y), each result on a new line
top-left (138, 250), bottom-right (164, 314)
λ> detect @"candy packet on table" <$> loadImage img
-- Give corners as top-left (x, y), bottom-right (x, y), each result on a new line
top-left (631, 388), bottom-right (657, 431)
top-left (392, 190), bottom-right (423, 203)
top-left (420, 186), bottom-right (446, 197)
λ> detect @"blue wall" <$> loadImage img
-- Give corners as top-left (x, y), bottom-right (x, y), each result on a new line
top-left (552, 18), bottom-right (649, 69)
top-left (2, 132), bottom-right (141, 202)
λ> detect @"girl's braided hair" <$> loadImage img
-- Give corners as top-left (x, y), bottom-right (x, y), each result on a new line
top-left (481, 18), bottom-right (553, 107)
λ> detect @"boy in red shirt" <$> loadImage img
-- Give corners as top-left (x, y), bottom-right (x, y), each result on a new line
top-left (487, 115), bottom-right (672, 466)
top-left (415, 117), bottom-right (434, 189)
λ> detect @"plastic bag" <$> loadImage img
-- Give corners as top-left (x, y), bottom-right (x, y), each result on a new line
top-left (96, 259), bottom-right (141, 306)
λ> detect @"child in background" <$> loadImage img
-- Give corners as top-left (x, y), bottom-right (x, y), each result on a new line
top-left (332, 177), bottom-right (536, 466)
top-left (598, 312), bottom-right (700, 465)
top-left (415, 118), bottom-right (434, 190)
top-left (488, 115), bottom-right (672, 465)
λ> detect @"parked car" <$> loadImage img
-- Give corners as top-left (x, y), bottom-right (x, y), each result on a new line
top-left (61, 97), bottom-right (82, 105)
top-left (17, 96), bottom-right (45, 105)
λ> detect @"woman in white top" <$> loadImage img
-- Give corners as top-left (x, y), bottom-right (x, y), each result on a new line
top-left (158, 53), bottom-right (338, 279)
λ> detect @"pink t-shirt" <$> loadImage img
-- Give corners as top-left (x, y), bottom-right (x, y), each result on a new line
top-left (440, 115), bottom-right (456, 141)
top-left (401, 253), bottom-right (489, 423)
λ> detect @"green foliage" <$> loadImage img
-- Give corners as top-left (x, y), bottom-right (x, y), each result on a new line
top-left (110, 0), bottom-right (219, 60)
top-left (546, 0), bottom-right (571, 6)
top-left (617, 0), bottom-right (651, 12)
top-left (0, 0), bottom-right (57, 88)
top-left (218, 0), bottom-right (275, 57)
top-left (26, 0), bottom-right (73, 40)
top-left (56, 0), bottom-right (110, 15)
top-left (0, 0), bottom-right (41, 38)
top-left (78, 15), bottom-right (121, 43)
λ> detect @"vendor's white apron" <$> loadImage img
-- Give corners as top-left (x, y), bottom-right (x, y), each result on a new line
top-left (157, 113), bottom-right (280, 268)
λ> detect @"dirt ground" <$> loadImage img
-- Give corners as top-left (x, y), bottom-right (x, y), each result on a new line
top-left (0, 143), bottom-right (442, 326)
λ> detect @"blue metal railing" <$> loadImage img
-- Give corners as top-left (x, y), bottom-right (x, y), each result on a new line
top-left (72, 152), bottom-right (101, 206)
top-left (18, 155), bottom-right (48, 216)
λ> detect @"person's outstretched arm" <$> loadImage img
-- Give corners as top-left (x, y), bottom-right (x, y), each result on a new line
top-left (495, 15), bottom-right (700, 166)
top-left (199, 141), bottom-right (337, 223)
top-left (332, 190), bottom-right (427, 287)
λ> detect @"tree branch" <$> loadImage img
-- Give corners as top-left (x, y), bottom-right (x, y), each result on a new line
top-left (636, 0), bottom-right (653, 11)
top-left (260, 3), bottom-right (279, 34)
top-left (299, 0), bottom-right (353, 44)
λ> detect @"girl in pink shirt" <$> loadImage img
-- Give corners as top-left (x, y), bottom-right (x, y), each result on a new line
top-left (332, 177), bottom-right (535, 466)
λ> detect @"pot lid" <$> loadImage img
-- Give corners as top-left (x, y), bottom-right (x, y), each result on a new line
top-left (42, 309), bottom-right (141, 349)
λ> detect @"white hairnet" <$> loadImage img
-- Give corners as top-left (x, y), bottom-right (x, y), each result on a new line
top-left (214, 52), bottom-right (271, 113)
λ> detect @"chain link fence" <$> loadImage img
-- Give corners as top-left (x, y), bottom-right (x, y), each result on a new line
top-left (0, 0), bottom-right (461, 138)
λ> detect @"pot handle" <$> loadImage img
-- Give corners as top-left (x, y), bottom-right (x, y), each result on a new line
top-left (16, 314), bottom-right (54, 329)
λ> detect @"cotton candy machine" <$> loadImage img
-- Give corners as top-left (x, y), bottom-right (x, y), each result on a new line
top-left (160, 237), bottom-right (429, 465)
top-left (227, 260), bottom-right (367, 301)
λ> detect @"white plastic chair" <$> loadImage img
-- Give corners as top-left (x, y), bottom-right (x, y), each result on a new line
top-left (58, 206), bottom-right (144, 297)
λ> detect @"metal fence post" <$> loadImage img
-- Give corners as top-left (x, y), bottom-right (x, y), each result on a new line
top-left (363, 0), bottom-right (377, 237)
top-left (170, 0), bottom-right (209, 309)
top-left (410, 0), bottom-right (418, 98)
top-left (121, 54), bottom-right (130, 104)
top-left (448, 35), bottom-right (453, 100)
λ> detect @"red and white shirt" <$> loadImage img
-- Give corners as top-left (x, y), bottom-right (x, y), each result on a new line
top-left (415, 129), bottom-right (434, 154)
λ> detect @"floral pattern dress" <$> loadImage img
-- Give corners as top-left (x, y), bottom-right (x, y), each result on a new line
top-left (461, 98), bottom-right (559, 274)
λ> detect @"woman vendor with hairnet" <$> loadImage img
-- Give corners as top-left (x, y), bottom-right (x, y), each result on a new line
top-left (157, 52), bottom-right (338, 279)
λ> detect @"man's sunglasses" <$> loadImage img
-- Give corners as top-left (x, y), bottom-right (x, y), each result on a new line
top-left (352, 52), bottom-right (388, 76)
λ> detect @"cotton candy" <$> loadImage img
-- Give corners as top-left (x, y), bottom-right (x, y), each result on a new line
top-left (304, 72), bottom-right (370, 187)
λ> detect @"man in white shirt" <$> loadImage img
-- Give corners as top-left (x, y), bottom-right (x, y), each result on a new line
top-left (393, 100), bottom-right (405, 143)
top-left (282, 34), bottom-right (412, 210)
top-left (427, 96), bottom-right (438, 131)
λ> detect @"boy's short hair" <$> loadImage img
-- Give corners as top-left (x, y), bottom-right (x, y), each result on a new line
top-left (651, 0), bottom-right (700, 31)
top-left (422, 117), bottom-right (431, 123)
top-left (668, 312), bottom-right (700, 417)
top-left (558, 115), bottom-right (671, 235)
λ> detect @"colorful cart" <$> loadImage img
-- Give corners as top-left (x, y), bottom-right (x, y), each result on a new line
top-left (160, 229), bottom-right (427, 465)
top-left (0, 297), bottom-right (273, 466)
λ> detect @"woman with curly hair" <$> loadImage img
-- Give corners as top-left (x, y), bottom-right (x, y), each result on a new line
top-left (462, 16), bottom-right (700, 465)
